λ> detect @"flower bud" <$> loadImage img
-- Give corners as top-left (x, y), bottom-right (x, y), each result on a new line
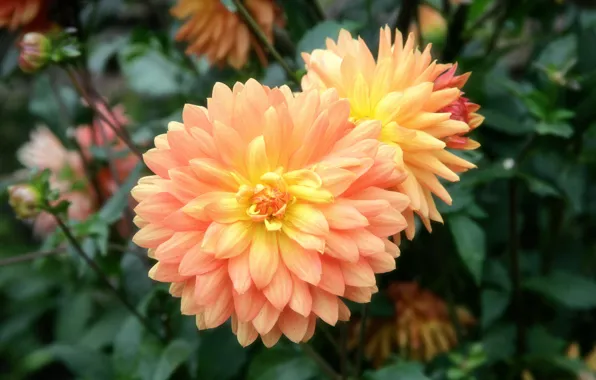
top-left (18, 32), bottom-right (52, 73)
top-left (8, 184), bottom-right (42, 220)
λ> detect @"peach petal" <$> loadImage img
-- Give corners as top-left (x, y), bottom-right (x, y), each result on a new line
top-left (279, 309), bottom-right (309, 343)
top-left (279, 234), bottom-right (322, 285)
top-left (263, 263), bottom-right (293, 311)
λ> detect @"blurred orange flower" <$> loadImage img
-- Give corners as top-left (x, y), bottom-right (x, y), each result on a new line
top-left (17, 126), bottom-right (95, 236)
top-left (16, 102), bottom-right (137, 236)
top-left (132, 79), bottom-right (410, 347)
top-left (350, 282), bottom-right (475, 367)
top-left (409, 5), bottom-right (447, 42)
top-left (0, 0), bottom-right (51, 32)
top-left (171, 0), bottom-right (279, 69)
top-left (302, 26), bottom-right (483, 239)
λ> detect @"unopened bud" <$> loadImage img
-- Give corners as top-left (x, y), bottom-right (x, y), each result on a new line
top-left (8, 184), bottom-right (41, 220)
top-left (18, 32), bottom-right (52, 73)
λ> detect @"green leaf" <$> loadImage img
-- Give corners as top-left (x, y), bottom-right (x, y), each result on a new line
top-left (98, 160), bottom-right (143, 224)
top-left (481, 108), bottom-right (533, 136)
top-left (248, 345), bottom-right (320, 380)
top-left (524, 271), bottom-right (596, 309)
top-left (120, 48), bottom-right (192, 97)
top-left (197, 326), bottom-right (248, 380)
top-left (152, 339), bottom-right (192, 380)
top-left (481, 289), bottom-right (509, 330)
top-left (296, 21), bottom-right (345, 65)
top-left (80, 309), bottom-right (127, 350)
top-left (121, 253), bottom-right (152, 304)
top-left (55, 291), bottom-right (93, 344)
top-left (535, 121), bottom-right (574, 138)
top-left (88, 34), bottom-right (128, 73)
top-left (113, 316), bottom-right (144, 377)
top-left (482, 324), bottom-right (515, 363)
top-left (364, 362), bottom-right (430, 380)
top-left (448, 215), bottom-right (486, 285)
top-left (46, 344), bottom-right (114, 380)
top-left (520, 175), bottom-right (561, 198)
top-left (526, 326), bottom-right (566, 356)
top-left (537, 34), bottom-right (577, 68)
top-left (29, 75), bottom-right (78, 134)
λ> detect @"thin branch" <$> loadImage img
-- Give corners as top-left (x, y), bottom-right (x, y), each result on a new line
top-left (307, 0), bottom-right (326, 20)
top-left (395, 0), bottom-right (419, 36)
top-left (442, 4), bottom-right (469, 62)
top-left (508, 180), bottom-right (525, 356)
top-left (65, 67), bottom-right (144, 160)
top-left (0, 249), bottom-right (65, 266)
top-left (231, 0), bottom-right (300, 85)
top-left (339, 323), bottom-right (348, 380)
top-left (301, 343), bottom-right (340, 380)
top-left (355, 304), bottom-right (369, 377)
top-left (54, 215), bottom-right (163, 341)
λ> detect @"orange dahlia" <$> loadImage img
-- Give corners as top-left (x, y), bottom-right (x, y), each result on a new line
top-left (350, 282), bottom-right (475, 366)
top-left (131, 79), bottom-right (410, 347)
top-left (302, 26), bottom-right (483, 239)
top-left (171, 0), bottom-right (277, 69)
top-left (0, 0), bottom-right (51, 32)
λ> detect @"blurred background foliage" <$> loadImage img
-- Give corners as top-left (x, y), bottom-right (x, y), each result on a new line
top-left (1, 0), bottom-right (596, 379)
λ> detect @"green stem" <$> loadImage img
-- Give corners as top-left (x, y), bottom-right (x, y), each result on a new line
top-left (508, 180), bottom-right (525, 356)
top-left (231, 0), bottom-right (300, 85)
top-left (53, 215), bottom-right (163, 341)
top-left (301, 343), bottom-right (340, 380)
top-left (65, 67), bottom-right (144, 161)
top-left (355, 304), bottom-right (369, 378)
top-left (0, 249), bottom-right (65, 266)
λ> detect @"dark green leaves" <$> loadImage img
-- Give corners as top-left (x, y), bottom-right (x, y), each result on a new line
top-left (248, 345), bottom-right (320, 380)
top-left (448, 215), bottom-right (486, 285)
top-left (524, 271), bottom-right (596, 309)
top-left (153, 340), bottom-right (193, 380)
top-left (364, 362), bottom-right (430, 380)
top-left (98, 160), bottom-right (143, 224)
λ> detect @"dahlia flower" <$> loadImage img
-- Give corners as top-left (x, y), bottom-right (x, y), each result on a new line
top-left (350, 282), bottom-right (475, 366)
top-left (17, 126), bottom-right (95, 236)
top-left (132, 79), bottom-right (410, 347)
top-left (0, 0), bottom-right (51, 31)
top-left (171, 0), bottom-right (278, 69)
top-left (302, 26), bottom-right (483, 239)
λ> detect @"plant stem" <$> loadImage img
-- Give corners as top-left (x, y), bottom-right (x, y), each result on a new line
top-left (0, 249), bottom-right (65, 266)
top-left (508, 180), bottom-right (525, 356)
top-left (442, 4), bottom-right (469, 62)
top-left (355, 304), bottom-right (369, 378)
top-left (231, 0), bottom-right (300, 85)
top-left (65, 67), bottom-right (144, 160)
top-left (339, 323), bottom-right (348, 379)
top-left (301, 343), bottom-right (340, 380)
top-left (53, 215), bottom-right (162, 340)
top-left (395, 0), bottom-right (419, 36)
top-left (307, 0), bottom-right (326, 20)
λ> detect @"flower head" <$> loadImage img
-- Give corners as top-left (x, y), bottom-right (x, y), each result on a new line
top-left (171, 0), bottom-right (279, 69)
top-left (18, 32), bottom-right (51, 73)
top-left (0, 0), bottom-right (51, 31)
top-left (350, 281), bottom-right (475, 366)
top-left (132, 79), bottom-right (410, 347)
top-left (302, 26), bottom-right (483, 239)
top-left (8, 184), bottom-right (41, 220)
top-left (17, 126), bottom-right (95, 236)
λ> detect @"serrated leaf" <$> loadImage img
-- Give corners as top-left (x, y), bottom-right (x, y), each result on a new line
top-left (364, 362), bottom-right (429, 380)
top-left (55, 291), bottom-right (93, 344)
top-left (46, 344), bottom-right (114, 380)
top-left (524, 271), bottom-right (596, 309)
top-left (113, 316), bottom-right (144, 376)
top-left (152, 339), bottom-right (192, 380)
top-left (98, 160), bottom-right (143, 224)
top-left (197, 326), bottom-right (247, 380)
top-left (535, 121), bottom-right (573, 138)
top-left (248, 344), bottom-right (321, 380)
top-left (448, 215), bottom-right (486, 285)
top-left (481, 289), bottom-right (509, 330)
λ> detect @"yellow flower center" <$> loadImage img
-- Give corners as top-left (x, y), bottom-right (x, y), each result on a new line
top-left (237, 172), bottom-right (296, 231)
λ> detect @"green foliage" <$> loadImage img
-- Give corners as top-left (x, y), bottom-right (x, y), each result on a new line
top-left (2, 1), bottom-right (596, 380)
